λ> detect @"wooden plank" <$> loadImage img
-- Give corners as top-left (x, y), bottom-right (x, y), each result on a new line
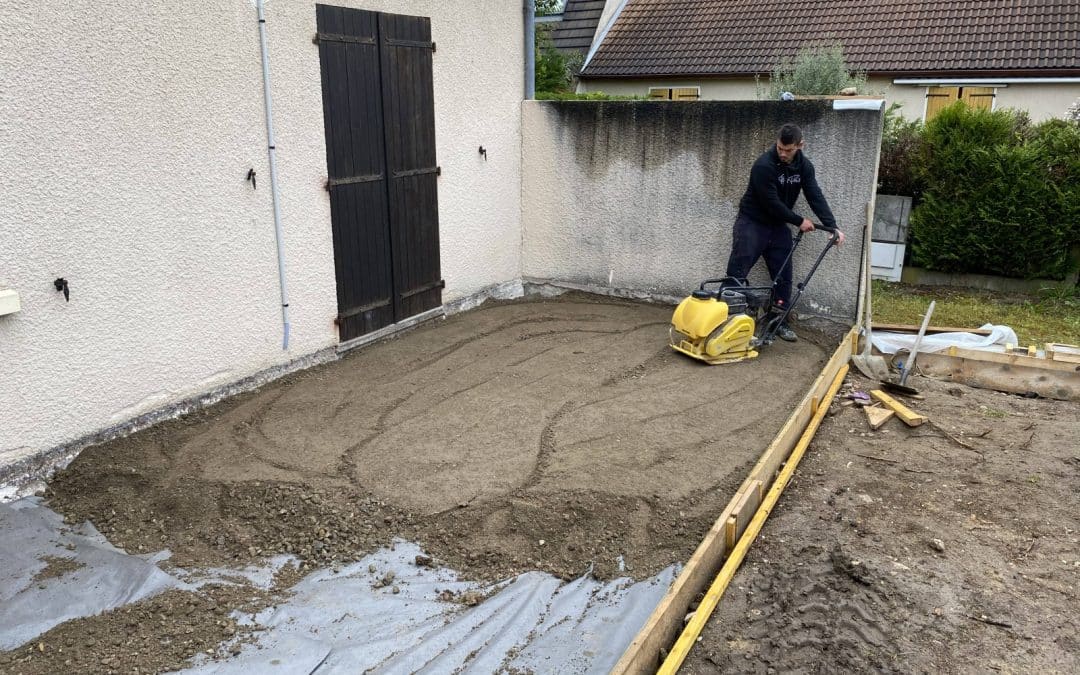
top-left (945, 346), bottom-right (1080, 374)
top-left (872, 323), bottom-right (993, 336)
top-left (723, 516), bottom-right (736, 551)
top-left (1002, 344), bottom-right (1037, 357)
top-left (864, 405), bottom-right (894, 430)
top-left (1046, 343), bottom-right (1080, 364)
top-left (869, 390), bottom-right (928, 426)
top-left (612, 327), bottom-right (856, 675)
top-left (917, 351), bottom-right (1080, 401)
top-left (731, 480), bottom-right (762, 538)
top-left (657, 363), bottom-right (851, 675)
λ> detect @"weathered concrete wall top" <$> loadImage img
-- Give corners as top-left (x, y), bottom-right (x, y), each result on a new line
top-left (522, 100), bottom-right (883, 321)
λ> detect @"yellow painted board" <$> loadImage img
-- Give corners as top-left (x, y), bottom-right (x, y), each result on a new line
top-left (657, 364), bottom-right (850, 674)
top-left (611, 327), bottom-right (856, 674)
top-left (870, 389), bottom-right (928, 427)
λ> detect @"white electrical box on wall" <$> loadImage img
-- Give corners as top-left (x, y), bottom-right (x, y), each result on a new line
top-left (0, 289), bottom-right (21, 316)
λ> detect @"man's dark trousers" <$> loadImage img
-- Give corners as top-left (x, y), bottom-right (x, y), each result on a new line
top-left (725, 214), bottom-right (793, 308)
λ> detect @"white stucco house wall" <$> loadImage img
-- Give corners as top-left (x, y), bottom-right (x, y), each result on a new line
top-left (0, 0), bottom-right (525, 468)
top-left (0, 1), bottom-right (881, 480)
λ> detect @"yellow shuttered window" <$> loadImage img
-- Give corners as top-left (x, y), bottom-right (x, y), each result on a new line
top-left (960, 86), bottom-right (995, 111)
top-left (925, 86), bottom-right (996, 120)
top-left (925, 86), bottom-right (959, 120)
top-left (648, 87), bottom-right (701, 100)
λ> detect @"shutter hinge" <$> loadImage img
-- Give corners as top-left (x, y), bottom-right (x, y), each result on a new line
top-left (436, 166), bottom-right (442, 176)
top-left (431, 41), bottom-right (436, 53)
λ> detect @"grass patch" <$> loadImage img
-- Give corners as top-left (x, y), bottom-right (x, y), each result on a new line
top-left (872, 280), bottom-right (1080, 347)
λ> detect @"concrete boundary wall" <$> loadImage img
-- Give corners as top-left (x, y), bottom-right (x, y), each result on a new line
top-left (522, 100), bottom-right (882, 322)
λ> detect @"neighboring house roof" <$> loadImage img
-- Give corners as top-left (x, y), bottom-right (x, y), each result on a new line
top-left (581, 0), bottom-right (1080, 78)
top-left (551, 0), bottom-right (607, 54)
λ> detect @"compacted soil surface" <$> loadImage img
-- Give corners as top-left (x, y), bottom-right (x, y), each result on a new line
top-left (684, 373), bottom-right (1079, 674)
top-left (3, 294), bottom-right (829, 673)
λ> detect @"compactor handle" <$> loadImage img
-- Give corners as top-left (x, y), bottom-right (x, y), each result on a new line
top-left (697, 277), bottom-right (743, 291)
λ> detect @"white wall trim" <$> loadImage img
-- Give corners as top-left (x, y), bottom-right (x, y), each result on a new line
top-left (895, 77), bottom-right (1080, 85)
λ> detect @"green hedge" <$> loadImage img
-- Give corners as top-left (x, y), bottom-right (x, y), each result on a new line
top-left (877, 104), bottom-right (924, 198)
top-left (910, 103), bottom-right (1080, 279)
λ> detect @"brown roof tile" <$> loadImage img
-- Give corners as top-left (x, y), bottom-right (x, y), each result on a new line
top-left (551, 0), bottom-right (607, 52)
top-left (581, 0), bottom-right (1080, 77)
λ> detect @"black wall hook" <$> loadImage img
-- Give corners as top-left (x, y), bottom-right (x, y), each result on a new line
top-left (53, 277), bottom-right (69, 301)
top-left (246, 168), bottom-right (257, 189)
top-left (478, 146), bottom-right (487, 160)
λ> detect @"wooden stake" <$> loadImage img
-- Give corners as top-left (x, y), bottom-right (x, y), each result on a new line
top-left (864, 405), bottom-right (894, 430)
top-left (870, 389), bottom-right (928, 427)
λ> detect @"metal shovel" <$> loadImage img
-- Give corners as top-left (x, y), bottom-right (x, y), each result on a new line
top-left (883, 300), bottom-right (935, 396)
top-left (850, 238), bottom-right (890, 380)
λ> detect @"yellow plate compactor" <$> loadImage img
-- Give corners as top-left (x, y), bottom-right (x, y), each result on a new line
top-left (670, 228), bottom-right (840, 365)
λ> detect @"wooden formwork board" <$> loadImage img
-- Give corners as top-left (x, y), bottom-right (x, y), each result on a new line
top-left (612, 327), bottom-right (857, 674)
top-left (1046, 343), bottom-right (1080, 364)
top-left (916, 348), bottom-right (1080, 401)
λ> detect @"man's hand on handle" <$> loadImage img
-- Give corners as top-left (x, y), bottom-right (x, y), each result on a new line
top-left (800, 218), bottom-right (845, 246)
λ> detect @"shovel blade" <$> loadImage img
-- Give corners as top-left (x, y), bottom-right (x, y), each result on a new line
top-left (851, 354), bottom-right (890, 380)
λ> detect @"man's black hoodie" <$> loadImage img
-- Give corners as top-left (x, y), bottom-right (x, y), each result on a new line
top-left (738, 146), bottom-right (836, 230)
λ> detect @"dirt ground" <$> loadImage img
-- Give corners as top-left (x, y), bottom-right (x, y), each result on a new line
top-left (3, 294), bottom-right (830, 671)
top-left (684, 373), bottom-right (1080, 674)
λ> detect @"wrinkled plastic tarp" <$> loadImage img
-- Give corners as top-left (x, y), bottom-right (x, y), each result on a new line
top-left (0, 497), bottom-right (183, 650)
top-left (186, 541), bottom-right (675, 675)
top-left (871, 324), bottom-right (1017, 355)
top-left (0, 498), bottom-right (677, 673)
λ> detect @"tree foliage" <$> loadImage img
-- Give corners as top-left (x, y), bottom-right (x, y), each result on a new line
top-left (535, 0), bottom-right (564, 16)
top-left (877, 104), bottom-right (925, 198)
top-left (534, 25), bottom-right (582, 95)
top-left (1067, 97), bottom-right (1080, 123)
top-left (910, 103), bottom-right (1080, 279)
top-left (767, 43), bottom-right (866, 98)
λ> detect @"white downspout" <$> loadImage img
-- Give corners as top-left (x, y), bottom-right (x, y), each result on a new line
top-left (525, 0), bottom-right (535, 98)
top-left (256, 0), bottom-right (291, 350)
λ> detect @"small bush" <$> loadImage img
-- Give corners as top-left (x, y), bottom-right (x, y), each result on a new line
top-left (535, 91), bottom-right (641, 101)
top-left (1066, 98), bottom-right (1080, 122)
top-left (767, 43), bottom-right (867, 98)
top-left (535, 26), bottom-right (575, 94)
top-left (910, 103), bottom-right (1080, 279)
top-left (876, 104), bottom-right (924, 198)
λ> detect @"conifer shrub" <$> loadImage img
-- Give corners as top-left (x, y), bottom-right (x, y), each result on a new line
top-left (910, 103), bottom-right (1080, 279)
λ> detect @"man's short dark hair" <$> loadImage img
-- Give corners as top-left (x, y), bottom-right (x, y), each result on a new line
top-left (778, 124), bottom-right (803, 145)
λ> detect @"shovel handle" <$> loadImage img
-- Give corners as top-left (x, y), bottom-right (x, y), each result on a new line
top-left (899, 300), bottom-right (936, 386)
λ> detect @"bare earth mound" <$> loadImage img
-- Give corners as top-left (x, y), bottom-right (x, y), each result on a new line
top-left (44, 295), bottom-right (827, 583)
top-left (684, 374), bottom-right (1079, 673)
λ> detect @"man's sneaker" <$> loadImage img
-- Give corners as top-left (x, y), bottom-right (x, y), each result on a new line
top-left (777, 325), bottom-right (798, 342)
